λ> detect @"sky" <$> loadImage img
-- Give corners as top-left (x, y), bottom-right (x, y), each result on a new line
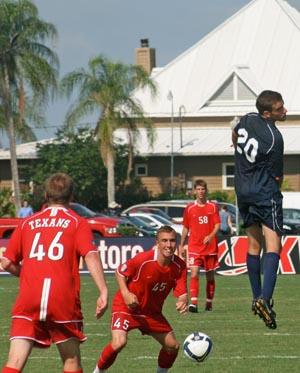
top-left (7, 0), bottom-right (300, 142)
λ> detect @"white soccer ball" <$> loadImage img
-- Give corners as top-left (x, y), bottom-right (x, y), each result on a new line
top-left (183, 332), bottom-right (213, 363)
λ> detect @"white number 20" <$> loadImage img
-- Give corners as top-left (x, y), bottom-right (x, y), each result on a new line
top-left (29, 232), bottom-right (64, 261)
top-left (236, 128), bottom-right (258, 163)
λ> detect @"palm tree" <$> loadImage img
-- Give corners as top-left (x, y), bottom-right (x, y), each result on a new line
top-left (61, 55), bottom-right (156, 206)
top-left (0, 0), bottom-right (59, 210)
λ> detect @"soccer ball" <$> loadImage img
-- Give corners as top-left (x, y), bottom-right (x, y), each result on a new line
top-left (183, 332), bottom-right (213, 362)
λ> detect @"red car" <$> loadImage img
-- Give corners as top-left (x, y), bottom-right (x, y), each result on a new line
top-left (0, 202), bottom-right (121, 239)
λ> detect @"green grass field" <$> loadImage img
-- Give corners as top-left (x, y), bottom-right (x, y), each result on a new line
top-left (1, 274), bottom-right (300, 372)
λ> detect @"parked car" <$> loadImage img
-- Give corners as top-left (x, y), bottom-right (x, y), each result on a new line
top-left (0, 217), bottom-right (21, 239)
top-left (124, 200), bottom-right (240, 224)
top-left (127, 212), bottom-right (183, 235)
top-left (123, 201), bottom-right (190, 223)
top-left (0, 203), bottom-right (120, 240)
top-left (119, 215), bottom-right (157, 237)
top-left (69, 202), bottom-right (120, 239)
top-left (122, 206), bottom-right (174, 221)
top-left (282, 208), bottom-right (300, 235)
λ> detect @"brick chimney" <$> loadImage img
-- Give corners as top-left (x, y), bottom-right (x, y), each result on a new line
top-left (135, 38), bottom-right (156, 74)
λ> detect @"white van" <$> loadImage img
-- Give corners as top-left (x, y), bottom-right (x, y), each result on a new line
top-left (282, 192), bottom-right (300, 209)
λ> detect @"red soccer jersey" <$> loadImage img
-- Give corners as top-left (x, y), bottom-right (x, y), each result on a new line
top-left (4, 206), bottom-right (97, 322)
top-left (183, 201), bottom-right (220, 255)
top-left (112, 249), bottom-right (187, 316)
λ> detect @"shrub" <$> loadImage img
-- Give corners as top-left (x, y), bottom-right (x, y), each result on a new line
top-left (0, 188), bottom-right (16, 217)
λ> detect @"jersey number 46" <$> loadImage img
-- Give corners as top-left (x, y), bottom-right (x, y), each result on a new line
top-left (29, 232), bottom-right (64, 261)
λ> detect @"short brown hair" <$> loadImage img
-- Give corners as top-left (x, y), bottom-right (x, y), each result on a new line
top-left (45, 173), bottom-right (74, 204)
top-left (194, 179), bottom-right (207, 190)
top-left (256, 90), bottom-right (283, 114)
top-left (156, 225), bottom-right (176, 239)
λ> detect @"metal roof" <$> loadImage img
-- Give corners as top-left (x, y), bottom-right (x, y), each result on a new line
top-left (1, 124), bottom-right (299, 160)
top-left (0, 139), bottom-right (54, 160)
top-left (115, 125), bottom-right (300, 156)
top-left (132, 0), bottom-right (300, 118)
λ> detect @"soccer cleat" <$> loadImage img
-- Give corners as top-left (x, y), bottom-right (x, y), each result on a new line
top-left (254, 298), bottom-right (277, 329)
top-left (188, 304), bottom-right (198, 313)
top-left (205, 302), bottom-right (212, 311)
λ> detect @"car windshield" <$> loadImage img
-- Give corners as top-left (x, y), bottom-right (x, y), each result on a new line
top-left (146, 208), bottom-right (172, 220)
top-left (136, 215), bottom-right (160, 227)
top-left (283, 209), bottom-right (300, 220)
top-left (70, 203), bottom-right (97, 218)
top-left (149, 214), bottom-right (171, 225)
top-left (128, 216), bottom-right (155, 230)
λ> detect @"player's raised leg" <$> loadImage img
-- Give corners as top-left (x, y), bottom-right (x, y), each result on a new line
top-left (151, 331), bottom-right (180, 373)
top-left (246, 224), bottom-right (263, 313)
top-left (254, 224), bottom-right (281, 329)
top-left (262, 224), bottom-right (281, 301)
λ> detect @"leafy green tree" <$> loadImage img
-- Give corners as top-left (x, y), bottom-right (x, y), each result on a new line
top-left (60, 55), bottom-right (156, 207)
top-left (0, 0), bottom-right (59, 211)
top-left (25, 129), bottom-right (143, 212)
top-left (0, 188), bottom-right (16, 217)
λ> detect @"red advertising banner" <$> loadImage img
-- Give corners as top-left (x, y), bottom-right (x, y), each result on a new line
top-left (1, 236), bottom-right (299, 275)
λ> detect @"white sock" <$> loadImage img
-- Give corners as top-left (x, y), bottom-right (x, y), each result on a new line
top-left (93, 366), bottom-right (106, 373)
top-left (157, 367), bottom-right (168, 373)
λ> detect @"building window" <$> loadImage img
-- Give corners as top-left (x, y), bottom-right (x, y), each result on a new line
top-left (18, 164), bottom-right (27, 183)
top-left (222, 163), bottom-right (235, 189)
top-left (135, 163), bottom-right (148, 177)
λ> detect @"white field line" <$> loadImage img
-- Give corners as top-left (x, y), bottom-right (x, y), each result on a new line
top-left (213, 355), bottom-right (300, 360)
top-left (26, 354), bottom-right (300, 361)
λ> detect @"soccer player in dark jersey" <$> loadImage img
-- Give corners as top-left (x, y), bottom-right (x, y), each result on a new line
top-left (179, 179), bottom-right (220, 313)
top-left (232, 90), bottom-right (286, 329)
top-left (93, 226), bottom-right (188, 373)
top-left (1, 173), bottom-right (108, 373)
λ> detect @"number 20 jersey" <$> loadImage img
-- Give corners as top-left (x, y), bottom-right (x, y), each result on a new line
top-left (4, 207), bottom-right (96, 322)
top-left (234, 113), bottom-right (284, 203)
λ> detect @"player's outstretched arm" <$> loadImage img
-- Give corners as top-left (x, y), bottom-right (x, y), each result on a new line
top-left (0, 257), bottom-right (21, 276)
top-left (176, 294), bottom-right (188, 314)
top-left (116, 271), bottom-right (139, 310)
top-left (84, 251), bottom-right (108, 319)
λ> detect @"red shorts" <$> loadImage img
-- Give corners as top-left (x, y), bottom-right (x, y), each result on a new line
top-left (10, 317), bottom-right (86, 348)
top-left (111, 311), bottom-right (172, 335)
top-left (187, 253), bottom-right (219, 271)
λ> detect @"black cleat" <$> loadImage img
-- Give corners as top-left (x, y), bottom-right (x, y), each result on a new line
top-left (254, 298), bottom-right (277, 329)
top-left (188, 304), bottom-right (198, 313)
top-left (205, 302), bottom-right (212, 311)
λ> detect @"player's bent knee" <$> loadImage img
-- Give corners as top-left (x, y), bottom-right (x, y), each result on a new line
top-left (111, 337), bottom-right (127, 351)
top-left (165, 341), bottom-right (180, 353)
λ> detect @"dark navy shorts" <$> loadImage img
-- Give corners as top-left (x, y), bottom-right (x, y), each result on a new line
top-left (238, 195), bottom-right (283, 235)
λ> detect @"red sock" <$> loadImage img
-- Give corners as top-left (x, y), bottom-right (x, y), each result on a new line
top-left (64, 370), bottom-right (83, 373)
top-left (98, 343), bottom-right (119, 370)
top-left (206, 280), bottom-right (215, 301)
top-left (190, 276), bottom-right (199, 304)
top-left (158, 348), bottom-right (178, 369)
top-left (2, 368), bottom-right (20, 373)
